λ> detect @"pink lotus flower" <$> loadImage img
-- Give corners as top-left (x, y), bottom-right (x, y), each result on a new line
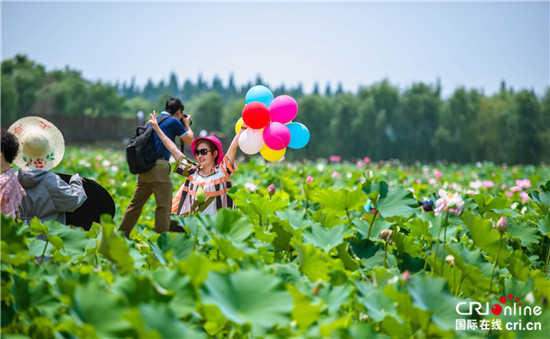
top-left (457, 170), bottom-right (463, 176)
top-left (469, 180), bottom-right (482, 189)
top-left (331, 171), bottom-right (339, 179)
top-left (506, 192), bottom-right (514, 199)
top-left (434, 189), bottom-right (464, 216)
top-left (434, 171), bottom-right (443, 179)
top-left (402, 270), bottom-right (411, 282)
top-left (329, 155), bottom-right (342, 162)
top-left (515, 179), bottom-right (531, 189)
top-left (510, 186), bottom-right (521, 193)
top-left (416, 179), bottom-right (422, 184)
top-left (467, 190), bottom-right (478, 195)
top-left (501, 184), bottom-right (507, 190)
top-left (429, 178), bottom-right (436, 185)
top-left (483, 180), bottom-right (494, 188)
top-left (306, 175), bottom-right (313, 184)
top-left (244, 183), bottom-right (257, 191)
top-left (520, 191), bottom-right (530, 203)
top-left (363, 157), bottom-right (371, 164)
top-left (356, 161), bottom-right (363, 168)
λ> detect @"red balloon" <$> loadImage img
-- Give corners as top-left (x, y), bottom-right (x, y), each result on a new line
top-left (242, 102), bottom-right (270, 129)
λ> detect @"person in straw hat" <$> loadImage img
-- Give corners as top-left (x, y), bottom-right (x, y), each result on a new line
top-left (1, 128), bottom-right (26, 219)
top-left (8, 116), bottom-right (87, 225)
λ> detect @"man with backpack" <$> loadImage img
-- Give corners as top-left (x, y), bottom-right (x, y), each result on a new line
top-left (119, 97), bottom-right (194, 238)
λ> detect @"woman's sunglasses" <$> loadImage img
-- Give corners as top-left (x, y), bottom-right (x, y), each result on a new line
top-left (194, 148), bottom-right (214, 156)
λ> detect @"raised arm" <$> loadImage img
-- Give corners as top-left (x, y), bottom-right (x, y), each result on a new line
top-left (225, 124), bottom-right (247, 168)
top-left (148, 112), bottom-right (184, 160)
top-left (180, 114), bottom-right (194, 145)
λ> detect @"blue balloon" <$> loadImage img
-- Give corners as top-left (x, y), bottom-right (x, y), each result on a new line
top-left (287, 122), bottom-right (310, 149)
top-left (245, 85), bottom-right (274, 107)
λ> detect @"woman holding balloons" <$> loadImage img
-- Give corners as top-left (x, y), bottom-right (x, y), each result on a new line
top-left (148, 111), bottom-right (247, 216)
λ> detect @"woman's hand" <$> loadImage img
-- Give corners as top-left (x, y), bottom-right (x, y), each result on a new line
top-left (148, 111), bottom-right (160, 131)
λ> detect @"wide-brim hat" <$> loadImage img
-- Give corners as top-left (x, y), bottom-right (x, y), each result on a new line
top-left (191, 136), bottom-right (224, 166)
top-left (8, 116), bottom-right (65, 171)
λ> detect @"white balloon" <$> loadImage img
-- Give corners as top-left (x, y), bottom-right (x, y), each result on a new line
top-left (238, 128), bottom-right (264, 155)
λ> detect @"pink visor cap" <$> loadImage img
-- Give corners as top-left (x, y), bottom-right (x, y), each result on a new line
top-left (191, 136), bottom-right (224, 166)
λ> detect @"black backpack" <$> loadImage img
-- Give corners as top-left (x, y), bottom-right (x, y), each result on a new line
top-left (126, 115), bottom-right (170, 174)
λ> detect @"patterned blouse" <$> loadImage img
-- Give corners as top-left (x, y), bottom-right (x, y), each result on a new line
top-left (171, 155), bottom-right (237, 216)
top-left (0, 167), bottom-right (26, 218)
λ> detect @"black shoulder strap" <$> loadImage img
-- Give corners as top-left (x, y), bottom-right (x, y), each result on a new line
top-left (157, 115), bottom-right (170, 126)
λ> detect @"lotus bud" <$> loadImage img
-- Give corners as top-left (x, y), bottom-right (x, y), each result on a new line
top-left (196, 186), bottom-right (206, 204)
top-left (306, 175), bottom-right (313, 184)
top-left (378, 229), bottom-right (393, 244)
top-left (495, 216), bottom-right (507, 234)
top-left (268, 183), bottom-right (276, 197)
top-left (445, 254), bottom-right (455, 267)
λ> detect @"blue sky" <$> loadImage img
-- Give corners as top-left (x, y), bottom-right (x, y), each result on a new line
top-left (2, 1), bottom-right (548, 97)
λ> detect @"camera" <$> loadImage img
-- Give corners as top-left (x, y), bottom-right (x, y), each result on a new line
top-left (182, 114), bottom-right (192, 126)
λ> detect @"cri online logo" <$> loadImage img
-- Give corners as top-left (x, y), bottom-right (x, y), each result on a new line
top-left (456, 294), bottom-right (543, 316)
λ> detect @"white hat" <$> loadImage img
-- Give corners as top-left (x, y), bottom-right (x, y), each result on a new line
top-left (8, 116), bottom-right (65, 171)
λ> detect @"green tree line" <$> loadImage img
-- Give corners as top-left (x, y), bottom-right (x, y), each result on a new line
top-left (2, 55), bottom-right (548, 164)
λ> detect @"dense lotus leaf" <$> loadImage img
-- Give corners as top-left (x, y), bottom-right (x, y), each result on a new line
top-left (155, 232), bottom-right (194, 262)
top-left (408, 274), bottom-right (461, 331)
top-left (292, 240), bottom-right (345, 282)
top-left (275, 210), bottom-right (310, 230)
top-left (537, 214), bottom-right (550, 237)
top-left (507, 219), bottom-right (540, 247)
top-left (354, 217), bottom-right (391, 241)
top-left (112, 273), bottom-right (171, 308)
top-left (358, 283), bottom-right (402, 323)
top-left (71, 280), bottom-right (132, 337)
top-left (445, 243), bottom-right (492, 293)
top-left (313, 186), bottom-right (367, 213)
top-left (375, 186), bottom-right (421, 219)
top-left (199, 208), bottom-right (253, 242)
top-left (393, 231), bottom-right (424, 259)
top-left (37, 220), bottom-right (96, 262)
top-left (529, 183), bottom-right (550, 214)
top-left (301, 224), bottom-right (352, 253)
top-left (1, 215), bottom-right (32, 265)
top-left (472, 194), bottom-right (508, 215)
top-left (336, 242), bottom-right (361, 271)
top-left (462, 211), bottom-right (512, 267)
top-left (349, 239), bottom-right (398, 271)
top-left (318, 282), bottom-right (354, 314)
top-left (200, 269), bottom-right (293, 332)
top-left (287, 284), bottom-right (322, 331)
top-left (310, 209), bottom-right (347, 229)
top-left (97, 215), bottom-right (135, 273)
top-left (176, 253), bottom-right (225, 289)
top-left (137, 304), bottom-right (206, 339)
top-left (2, 147), bottom-right (549, 338)
top-left (232, 190), bottom-right (288, 222)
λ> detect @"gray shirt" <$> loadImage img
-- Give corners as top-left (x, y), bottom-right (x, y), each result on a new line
top-left (17, 169), bottom-right (87, 225)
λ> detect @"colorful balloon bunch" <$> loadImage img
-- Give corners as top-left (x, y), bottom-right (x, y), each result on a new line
top-left (236, 85), bottom-right (310, 162)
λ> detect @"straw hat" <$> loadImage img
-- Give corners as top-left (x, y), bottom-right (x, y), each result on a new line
top-left (8, 116), bottom-right (65, 171)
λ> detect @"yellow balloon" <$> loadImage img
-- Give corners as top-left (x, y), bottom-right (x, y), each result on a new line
top-left (235, 117), bottom-right (244, 134)
top-left (260, 144), bottom-right (286, 162)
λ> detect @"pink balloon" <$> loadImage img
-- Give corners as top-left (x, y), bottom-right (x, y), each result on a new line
top-left (269, 95), bottom-right (298, 124)
top-left (263, 122), bottom-right (291, 150)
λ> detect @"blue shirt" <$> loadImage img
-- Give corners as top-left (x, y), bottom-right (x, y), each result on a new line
top-left (151, 111), bottom-right (187, 160)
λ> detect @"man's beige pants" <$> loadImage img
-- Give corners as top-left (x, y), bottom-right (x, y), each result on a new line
top-left (119, 159), bottom-right (172, 237)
